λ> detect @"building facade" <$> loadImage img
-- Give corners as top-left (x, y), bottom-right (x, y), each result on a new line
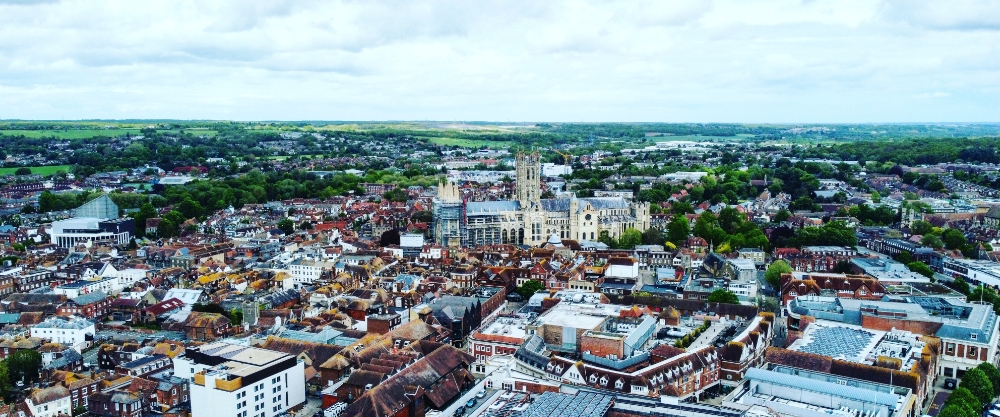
top-left (174, 342), bottom-right (306, 417)
top-left (433, 151), bottom-right (651, 248)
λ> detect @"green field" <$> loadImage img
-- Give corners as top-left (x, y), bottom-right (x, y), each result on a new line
top-left (649, 134), bottom-right (752, 143)
top-left (0, 129), bottom-right (140, 139)
top-left (427, 136), bottom-right (510, 148)
top-left (157, 129), bottom-right (218, 137)
top-left (0, 165), bottom-right (73, 175)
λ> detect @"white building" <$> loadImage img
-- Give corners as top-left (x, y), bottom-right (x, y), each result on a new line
top-left (174, 342), bottom-right (306, 417)
top-left (53, 276), bottom-right (120, 298)
top-left (30, 316), bottom-right (96, 352)
top-left (287, 258), bottom-right (337, 288)
top-left (49, 195), bottom-right (133, 248)
top-left (25, 387), bottom-right (72, 417)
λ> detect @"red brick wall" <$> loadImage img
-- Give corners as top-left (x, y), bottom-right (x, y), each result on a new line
top-left (579, 334), bottom-right (624, 359)
top-left (514, 381), bottom-right (560, 394)
top-left (860, 315), bottom-right (943, 336)
top-left (367, 318), bottom-right (393, 335)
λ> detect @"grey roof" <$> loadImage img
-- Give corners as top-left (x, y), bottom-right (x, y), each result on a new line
top-left (519, 392), bottom-right (613, 417)
top-left (540, 198), bottom-right (572, 212)
top-left (986, 205), bottom-right (1000, 219)
top-left (746, 367), bottom-right (898, 407)
top-left (71, 291), bottom-right (108, 306)
top-left (466, 200), bottom-right (520, 215)
top-left (44, 348), bottom-right (83, 370)
top-left (623, 315), bottom-right (657, 353)
top-left (73, 194), bottom-right (118, 219)
top-left (579, 197), bottom-right (630, 211)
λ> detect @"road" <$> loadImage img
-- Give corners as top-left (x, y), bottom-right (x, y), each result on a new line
top-left (440, 372), bottom-right (494, 416)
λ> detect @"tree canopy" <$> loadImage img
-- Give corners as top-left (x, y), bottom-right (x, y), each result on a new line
top-left (764, 260), bottom-right (792, 289)
top-left (707, 289), bottom-right (740, 304)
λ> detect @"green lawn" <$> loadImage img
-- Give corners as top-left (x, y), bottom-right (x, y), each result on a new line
top-left (0, 129), bottom-right (140, 139)
top-left (0, 165), bottom-right (73, 175)
top-left (427, 136), bottom-right (510, 148)
top-left (157, 129), bottom-right (218, 137)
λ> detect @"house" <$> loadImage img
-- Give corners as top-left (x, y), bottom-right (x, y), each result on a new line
top-left (30, 316), bottom-right (95, 352)
top-left (343, 343), bottom-right (476, 417)
top-left (87, 391), bottom-right (143, 417)
top-left (430, 296), bottom-right (482, 348)
top-left (24, 386), bottom-right (71, 417)
top-left (180, 312), bottom-right (230, 341)
top-left (57, 291), bottom-right (112, 319)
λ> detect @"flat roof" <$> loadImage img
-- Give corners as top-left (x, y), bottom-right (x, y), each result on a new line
top-left (533, 302), bottom-right (625, 330)
top-left (787, 320), bottom-right (885, 362)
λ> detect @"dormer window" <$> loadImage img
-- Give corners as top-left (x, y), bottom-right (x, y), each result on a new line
top-left (971, 333), bottom-right (978, 340)
top-left (615, 380), bottom-right (624, 389)
top-left (589, 374), bottom-right (597, 383)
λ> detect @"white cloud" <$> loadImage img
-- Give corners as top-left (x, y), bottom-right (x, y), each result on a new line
top-left (0, 0), bottom-right (996, 121)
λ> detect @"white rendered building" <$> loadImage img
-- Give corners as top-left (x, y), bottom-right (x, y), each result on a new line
top-left (174, 342), bottom-right (306, 417)
top-left (30, 316), bottom-right (96, 352)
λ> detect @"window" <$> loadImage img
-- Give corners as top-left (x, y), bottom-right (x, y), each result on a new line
top-left (969, 347), bottom-right (979, 357)
top-left (971, 333), bottom-right (978, 340)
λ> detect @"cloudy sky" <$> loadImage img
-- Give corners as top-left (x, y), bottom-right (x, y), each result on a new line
top-left (1, 0), bottom-right (998, 122)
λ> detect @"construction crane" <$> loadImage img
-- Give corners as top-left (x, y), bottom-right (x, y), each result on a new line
top-left (551, 148), bottom-right (572, 166)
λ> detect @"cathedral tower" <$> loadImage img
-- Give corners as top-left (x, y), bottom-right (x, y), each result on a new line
top-left (516, 150), bottom-right (542, 209)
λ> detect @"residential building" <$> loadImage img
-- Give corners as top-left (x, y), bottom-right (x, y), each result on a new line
top-left (30, 316), bottom-right (96, 352)
top-left (24, 386), bottom-right (71, 417)
top-left (174, 342), bottom-right (306, 417)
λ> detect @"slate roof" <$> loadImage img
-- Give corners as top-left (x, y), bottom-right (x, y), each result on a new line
top-left (579, 197), bottom-right (630, 211)
top-left (70, 291), bottom-right (108, 306)
top-left (343, 344), bottom-right (475, 416)
top-left (466, 201), bottom-right (520, 215)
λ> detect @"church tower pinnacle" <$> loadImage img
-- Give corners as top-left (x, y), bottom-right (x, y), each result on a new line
top-left (516, 150), bottom-right (542, 209)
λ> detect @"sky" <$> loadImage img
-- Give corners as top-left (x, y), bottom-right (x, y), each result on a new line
top-left (0, 0), bottom-right (998, 122)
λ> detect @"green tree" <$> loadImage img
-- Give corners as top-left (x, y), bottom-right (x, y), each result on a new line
top-left (959, 367), bottom-right (993, 406)
top-left (870, 190), bottom-right (881, 203)
top-left (707, 289), bottom-right (740, 304)
top-left (411, 210), bottom-right (433, 223)
top-left (939, 404), bottom-right (977, 417)
top-left (774, 209), bottom-right (791, 223)
top-left (14, 167), bottom-right (31, 176)
top-left (0, 360), bottom-right (10, 401)
top-left (942, 229), bottom-right (967, 250)
top-left (954, 277), bottom-right (971, 295)
top-left (383, 188), bottom-right (408, 203)
top-left (946, 387), bottom-right (980, 412)
top-left (921, 234), bottom-right (944, 249)
top-left (619, 228), bottom-right (642, 248)
top-left (276, 218), bottom-right (295, 235)
top-left (977, 362), bottom-right (1000, 397)
top-left (517, 279), bottom-right (545, 299)
top-left (906, 262), bottom-right (934, 278)
top-left (667, 214), bottom-right (690, 244)
top-left (910, 220), bottom-right (934, 236)
top-left (6, 350), bottom-right (42, 385)
top-left (641, 227), bottom-right (665, 246)
top-left (765, 260), bottom-right (792, 289)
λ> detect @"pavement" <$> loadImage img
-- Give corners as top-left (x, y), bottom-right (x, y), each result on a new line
top-left (688, 321), bottom-right (726, 350)
top-left (292, 397), bottom-right (324, 417)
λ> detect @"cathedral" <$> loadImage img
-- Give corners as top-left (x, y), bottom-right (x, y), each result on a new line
top-left (433, 151), bottom-right (651, 248)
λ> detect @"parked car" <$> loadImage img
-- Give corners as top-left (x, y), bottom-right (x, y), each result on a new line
top-left (476, 391), bottom-right (486, 399)
top-left (466, 398), bottom-right (477, 407)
